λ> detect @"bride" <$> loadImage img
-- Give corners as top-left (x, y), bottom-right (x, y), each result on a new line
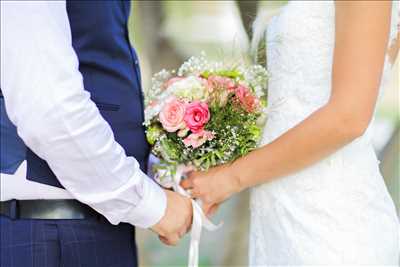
top-left (182, 1), bottom-right (399, 265)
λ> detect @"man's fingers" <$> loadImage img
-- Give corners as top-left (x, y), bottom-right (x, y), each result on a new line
top-left (159, 234), bottom-right (180, 246)
top-left (201, 202), bottom-right (220, 217)
top-left (168, 234), bottom-right (180, 246)
top-left (202, 202), bottom-right (214, 214)
top-left (159, 235), bottom-right (170, 245)
top-left (179, 227), bottom-right (188, 238)
top-left (207, 204), bottom-right (220, 217)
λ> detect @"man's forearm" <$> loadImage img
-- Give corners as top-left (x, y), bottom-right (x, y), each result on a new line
top-left (0, 0), bottom-right (166, 228)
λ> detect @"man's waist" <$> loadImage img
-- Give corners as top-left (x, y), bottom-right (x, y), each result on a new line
top-left (0, 199), bottom-right (103, 220)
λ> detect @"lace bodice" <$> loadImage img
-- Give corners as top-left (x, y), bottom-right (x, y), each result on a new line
top-left (249, 1), bottom-right (399, 265)
top-left (262, 1), bottom-right (398, 144)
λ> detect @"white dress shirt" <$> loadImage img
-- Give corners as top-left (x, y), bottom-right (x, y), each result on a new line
top-left (0, 1), bottom-right (166, 229)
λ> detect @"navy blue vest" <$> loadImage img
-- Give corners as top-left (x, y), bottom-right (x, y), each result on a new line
top-left (0, 0), bottom-right (150, 188)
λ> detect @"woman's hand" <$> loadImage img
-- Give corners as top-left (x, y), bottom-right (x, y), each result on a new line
top-left (180, 164), bottom-right (242, 215)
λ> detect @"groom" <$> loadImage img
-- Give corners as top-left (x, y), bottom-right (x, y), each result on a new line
top-left (0, 1), bottom-right (192, 266)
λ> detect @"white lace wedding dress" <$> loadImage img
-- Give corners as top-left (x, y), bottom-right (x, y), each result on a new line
top-left (249, 1), bottom-right (399, 265)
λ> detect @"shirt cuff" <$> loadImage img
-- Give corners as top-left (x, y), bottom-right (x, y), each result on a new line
top-left (125, 173), bottom-right (167, 228)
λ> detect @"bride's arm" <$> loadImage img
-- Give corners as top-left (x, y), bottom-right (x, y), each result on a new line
top-left (182, 1), bottom-right (392, 206)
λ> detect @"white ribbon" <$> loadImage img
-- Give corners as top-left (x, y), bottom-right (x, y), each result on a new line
top-left (172, 165), bottom-right (222, 267)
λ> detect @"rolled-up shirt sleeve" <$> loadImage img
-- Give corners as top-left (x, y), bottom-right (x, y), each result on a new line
top-left (0, 1), bottom-right (166, 228)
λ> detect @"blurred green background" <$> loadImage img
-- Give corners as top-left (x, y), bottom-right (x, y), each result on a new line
top-left (127, 1), bottom-right (399, 266)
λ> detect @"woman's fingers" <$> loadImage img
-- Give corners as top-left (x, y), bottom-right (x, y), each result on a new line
top-left (180, 177), bottom-right (193, 189)
top-left (181, 171), bottom-right (214, 202)
top-left (181, 171), bottom-right (200, 189)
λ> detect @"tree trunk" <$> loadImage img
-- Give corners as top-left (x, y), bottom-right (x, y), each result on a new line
top-left (235, 0), bottom-right (259, 41)
top-left (135, 1), bottom-right (184, 72)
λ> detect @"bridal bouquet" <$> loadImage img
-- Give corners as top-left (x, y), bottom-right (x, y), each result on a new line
top-left (144, 53), bottom-right (268, 267)
top-left (145, 54), bottom-right (268, 184)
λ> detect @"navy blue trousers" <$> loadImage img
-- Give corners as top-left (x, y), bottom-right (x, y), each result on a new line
top-left (0, 215), bottom-right (138, 267)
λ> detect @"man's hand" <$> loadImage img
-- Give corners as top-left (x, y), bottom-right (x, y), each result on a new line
top-left (151, 189), bottom-right (192, 246)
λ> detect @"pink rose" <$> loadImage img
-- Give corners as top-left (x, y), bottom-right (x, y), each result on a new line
top-left (235, 84), bottom-right (259, 112)
top-left (183, 130), bottom-right (215, 148)
top-left (159, 98), bottom-right (186, 132)
top-left (184, 101), bottom-right (210, 133)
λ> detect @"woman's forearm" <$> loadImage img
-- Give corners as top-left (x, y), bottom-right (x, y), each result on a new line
top-left (230, 103), bottom-right (366, 191)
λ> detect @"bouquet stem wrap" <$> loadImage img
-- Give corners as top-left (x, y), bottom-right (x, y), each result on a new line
top-left (172, 165), bottom-right (222, 267)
